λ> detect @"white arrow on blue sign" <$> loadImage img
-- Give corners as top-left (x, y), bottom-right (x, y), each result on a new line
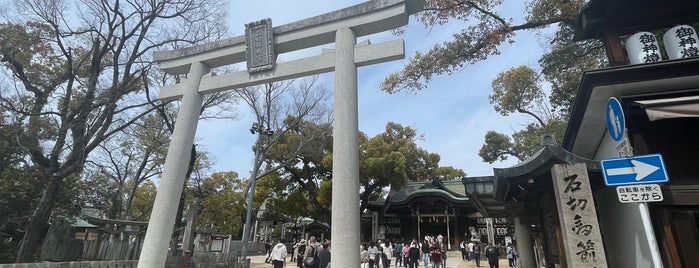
top-left (601, 154), bottom-right (669, 186)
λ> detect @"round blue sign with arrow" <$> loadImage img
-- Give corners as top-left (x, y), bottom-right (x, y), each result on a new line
top-left (606, 97), bottom-right (625, 142)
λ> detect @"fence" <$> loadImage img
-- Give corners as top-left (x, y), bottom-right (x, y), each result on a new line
top-left (0, 254), bottom-right (250, 268)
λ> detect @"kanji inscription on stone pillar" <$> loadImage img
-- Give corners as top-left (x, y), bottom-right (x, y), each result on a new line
top-left (552, 163), bottom-right (608, 268)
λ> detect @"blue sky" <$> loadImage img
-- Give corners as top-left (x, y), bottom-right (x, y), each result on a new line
top-left (194, 0), bottom-right (553, 178)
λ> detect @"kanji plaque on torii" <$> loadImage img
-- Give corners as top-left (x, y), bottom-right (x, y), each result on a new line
top-left (245, 18), bottom-right (275, 73)
top-left (139, 1), bottom-right (424, 267)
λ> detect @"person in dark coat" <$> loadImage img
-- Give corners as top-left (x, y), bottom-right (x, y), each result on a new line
top-left (317, 240), bottom-right (331, 268)
top-left (485, 243), bottom-right (499, 268)
top-left (296, 239), bottom-right (306, 268)
top-left (407, 241), bottom-right (421, 268)
top-left (473, 242), bottom-right (482, 267)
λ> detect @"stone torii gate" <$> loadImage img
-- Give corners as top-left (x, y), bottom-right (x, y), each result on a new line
top-left (139, 0), bottom-right (423, 267)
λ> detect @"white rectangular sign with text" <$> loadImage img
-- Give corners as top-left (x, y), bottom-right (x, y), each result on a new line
top-left (616, 184), bottom-right (663, 203)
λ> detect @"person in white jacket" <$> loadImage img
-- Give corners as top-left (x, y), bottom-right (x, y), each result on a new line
top-left (269, 238), bottom-right (288, 268)
top-left (383, 241), bottom-right (394, 267)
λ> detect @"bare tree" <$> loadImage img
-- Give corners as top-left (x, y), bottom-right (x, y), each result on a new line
top-left (234, 76), bottom-right (333, 229)
top-left (0, 0), bottom-right (228, 262)
top-left (236, 76), bottom-right (332, 188)
top-left (83, 113), bottom-right (168, 220)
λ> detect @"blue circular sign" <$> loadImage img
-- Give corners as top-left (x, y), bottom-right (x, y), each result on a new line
top-left (605, 97), bottom-right (625, 142)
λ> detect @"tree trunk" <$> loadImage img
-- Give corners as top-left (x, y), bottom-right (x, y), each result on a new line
top-left (170, 188), bottom-right (186, 255)
top-left (15, 176), bottom-right (59, 263)
top-left (110, 181), bottom-right (125, 219)
top-left (170, 145), bottom-right (197, 255)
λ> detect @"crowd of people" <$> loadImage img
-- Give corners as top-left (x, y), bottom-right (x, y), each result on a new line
top-left (263, 236), bottom-right (332, 268)
top-left (357, 234), bottom-right (450, 268)
top-left (354, 236), bottom-right (517, 268)
top-left (262, 234), bottom-right (517, 268)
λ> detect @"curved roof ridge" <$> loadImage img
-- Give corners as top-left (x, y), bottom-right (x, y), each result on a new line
top-left (388, 178), bottom-right (469, 206)
top-left (494, 144), bottom-right (601, 181)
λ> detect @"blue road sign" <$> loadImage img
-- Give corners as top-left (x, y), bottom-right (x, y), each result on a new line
top-left (606, 97), bottom-right (625, 142)
top-left (601, 154), bottom-right (669, 186)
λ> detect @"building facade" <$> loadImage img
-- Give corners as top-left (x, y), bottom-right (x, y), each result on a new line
top-left (363, 179), bottom-right (514, 249)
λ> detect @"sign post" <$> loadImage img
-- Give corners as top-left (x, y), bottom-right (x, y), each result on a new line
top-left (603, 97), bottom-right (665, 268)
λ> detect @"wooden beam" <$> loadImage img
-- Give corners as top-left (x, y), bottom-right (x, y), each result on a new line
top-left (603, 30), bottom-right (626, 66)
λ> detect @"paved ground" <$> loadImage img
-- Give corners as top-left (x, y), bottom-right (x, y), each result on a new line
top-left (247, 250), bottom-right (512, 268)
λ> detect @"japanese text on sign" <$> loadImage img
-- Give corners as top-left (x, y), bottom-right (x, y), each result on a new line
top-left (616, 184), bottom-right (664, 203)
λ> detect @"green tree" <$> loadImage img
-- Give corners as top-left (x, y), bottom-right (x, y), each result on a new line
top-left (381, 0), bottom-right (587, 94)
top-left (0, 0), bottom-right (228, 261)
top-left (127, 180), bottom-right (157, 222)
top-left (357, 122), bottom-right (464, 212)
top-left (479, 66), bottom-right (567, 162)
top-left (192, 171), bottom-right (247, 236)
top-left (539, 23), bottom-right (606, 115)
top-left (267, 118), bottom-right (333, 222)
top-left (0, 167), bottom-right (41, 263)
top-left (267, 121), bottom-right (464, 221)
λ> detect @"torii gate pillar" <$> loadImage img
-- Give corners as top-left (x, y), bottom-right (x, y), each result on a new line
top-left (138, 61), bottom-right (208, 267)
top-left (140, 1), bottom-right (424, 267)
top-left (332, 27), bottom-right (360, 265)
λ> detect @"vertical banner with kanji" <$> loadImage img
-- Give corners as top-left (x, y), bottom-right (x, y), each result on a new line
top-left (552, 163), bottom-right (608, 268)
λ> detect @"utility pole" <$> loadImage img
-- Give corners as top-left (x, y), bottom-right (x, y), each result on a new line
top-left (240, 122), bottom-right (273, 263)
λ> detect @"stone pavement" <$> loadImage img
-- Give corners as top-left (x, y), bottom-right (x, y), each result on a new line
top-left (247, 250), bottom-right (512, 268)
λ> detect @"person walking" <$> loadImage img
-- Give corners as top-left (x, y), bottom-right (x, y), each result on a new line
top-left (407, 241), bottom-right (421, 268)
top-left (384, 241), bottom-right (394, 268)
top-left (485, 243), bottom-right (499, 268)
top-left (473, 241), bottom-right (482, 267)
top-left (368, 242), bottom-right (380, 268)
top-left (440, 242), bottom-right (447, 267)
top-left (361, 243), bottom-right (370, 268)
top-left (291, 239), bottom-right (299, 262)
top-left (467, 240), bottom-right (474, 261)
top-left (269, 238), bottom-right (288, 268)
top-left (421, 239), bottom-right (430, 266)
top-left (394, 241), bottom-right (403, 267)
top-left (506, 243), bottom-right (517, 267)
top-left (296, 239), bottom-right (306, 268)
top-left (466, 240), bottom-right (476, 260)
top-left (264, 239), bottom-right (273, 263)
top-left (303, 236), bottom-right (319, 268)
top-left (429, 242), bottom-right (443, 268)
top-left (402, 243), bottom-right (410, 267)
top-left (317, 240), bottom-right (331, 268)
top-left (460, 240), bottom-right (467, 261)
